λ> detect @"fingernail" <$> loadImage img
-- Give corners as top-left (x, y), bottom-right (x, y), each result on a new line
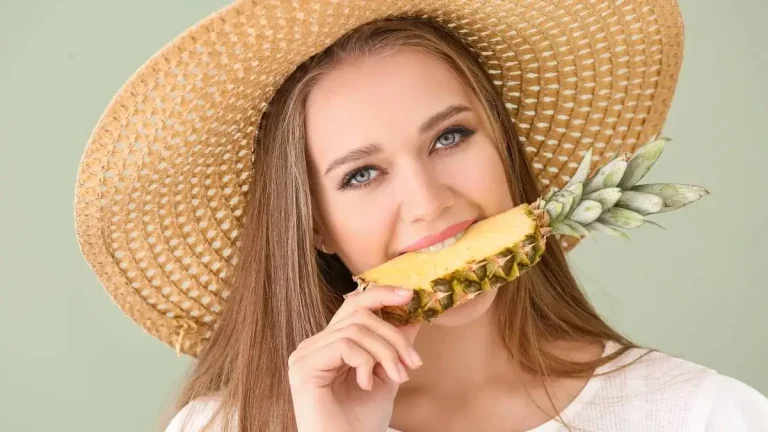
top-left (398, 363), bottom-right (410, 382)
top-left (395, 287), bottom-right (413, 296)
top-left (409, 348), bottom-right (423, 367)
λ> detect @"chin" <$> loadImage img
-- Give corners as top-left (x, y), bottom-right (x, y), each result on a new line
top-left (429, 288), bottom-right (498, 327)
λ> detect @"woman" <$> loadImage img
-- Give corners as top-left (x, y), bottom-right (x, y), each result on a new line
top-left (74, 1), bottom-right (768, 431)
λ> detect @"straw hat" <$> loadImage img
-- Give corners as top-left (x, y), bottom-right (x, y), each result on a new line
top-left (74, 0), bottom-right (685, 357)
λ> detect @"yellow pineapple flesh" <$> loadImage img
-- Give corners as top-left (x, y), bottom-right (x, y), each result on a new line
top-left (352, 204), bottom-right (549, 325)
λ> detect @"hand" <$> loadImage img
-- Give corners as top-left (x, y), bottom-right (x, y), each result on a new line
top-left (288, 285), bottom-right (423, 432)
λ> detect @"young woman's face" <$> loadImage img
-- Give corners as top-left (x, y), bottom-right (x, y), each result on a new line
top-left (306, 48), bottom-right (515, 326)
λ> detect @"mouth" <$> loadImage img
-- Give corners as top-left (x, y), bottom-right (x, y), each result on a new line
top-left (399, 219), bottom-right (476, 255)
top-left (415, 230), bottom-right (467, 253)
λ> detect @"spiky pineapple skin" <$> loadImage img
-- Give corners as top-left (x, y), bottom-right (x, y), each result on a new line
top-left (353, 213), bottom-right (548, 326)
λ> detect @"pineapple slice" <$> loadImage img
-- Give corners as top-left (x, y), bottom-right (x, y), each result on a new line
top-left (351, 137), bottom-right (709, 325)
top-left (354, 205), bottom-right (549, 325)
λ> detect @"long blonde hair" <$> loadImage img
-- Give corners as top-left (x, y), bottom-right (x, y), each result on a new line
top-left (163, 16), bottom-right (640, 432)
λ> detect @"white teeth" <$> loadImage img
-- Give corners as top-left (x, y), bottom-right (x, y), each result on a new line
top-left (418, 231), bottom-right (465, 253)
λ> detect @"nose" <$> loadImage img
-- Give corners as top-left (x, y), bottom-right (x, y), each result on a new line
top-left (399, 161), bottom-right (454, 223)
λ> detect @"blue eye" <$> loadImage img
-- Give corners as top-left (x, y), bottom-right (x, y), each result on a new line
top-left (350, 168), bottom-right (376, 184)
top-left (436, 131), bottom-right (461, 147)
top-left (339, 167), bottom-right (380, 190)
top-left (433, 126), bottom-right (476, 151)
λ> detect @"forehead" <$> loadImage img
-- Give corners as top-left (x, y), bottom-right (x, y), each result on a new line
top-left (305, 49), bottom-right (478, 160)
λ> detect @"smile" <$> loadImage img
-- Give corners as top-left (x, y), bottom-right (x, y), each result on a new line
top-left (415, 230), bottom-right (466, 253)
top-left (399, 218), bottom-right (476, 255)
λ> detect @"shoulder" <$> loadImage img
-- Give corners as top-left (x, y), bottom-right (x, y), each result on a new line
top-left (598, 343), bottom-right (768, 430)
top-left (606, 344), bottom-right (716, 387)
top-left (693, 373), bottom-right (768, 430)
top-left (165, 395), bottom-right (229, 432)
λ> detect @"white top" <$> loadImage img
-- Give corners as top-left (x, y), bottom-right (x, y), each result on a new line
top-left (166, 343), bottom-right (768, 431)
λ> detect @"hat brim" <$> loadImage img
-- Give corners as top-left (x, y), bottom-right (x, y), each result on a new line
top-left (75, 0), bottom-right (684, 357)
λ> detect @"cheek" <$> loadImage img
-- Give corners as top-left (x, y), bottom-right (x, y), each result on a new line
top-left (444, 140), bottom-right (515, 214)
top-left (320, 191), bottom-right (396, 274)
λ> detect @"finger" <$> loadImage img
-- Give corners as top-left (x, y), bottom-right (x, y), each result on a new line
top-left (372, 363), bottom-right (393, 389)
top-left (356, 361), bottom-right (374, 391)
top-left (308, 338), bottom-right (376, 390)
top-left (332, 310), bottom-right (423, 369)
top-left (323, 324), bottom-right (409, 383)
top-left (332, 285), bottom-right (414, 324)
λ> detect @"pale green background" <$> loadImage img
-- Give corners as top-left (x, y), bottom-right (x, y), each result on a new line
top-left (1, 0), bottom-right (766, 430)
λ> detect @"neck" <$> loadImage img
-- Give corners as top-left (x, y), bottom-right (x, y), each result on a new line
top-left (404, 308), bottom-right (526, 392)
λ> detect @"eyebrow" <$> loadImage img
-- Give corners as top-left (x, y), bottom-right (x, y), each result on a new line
top-left (323, 144), bottom-right (383, 176)
top-left (419, 104), bottom-right (471, 135)
top-left (323, 104), bottom-right (472, 176)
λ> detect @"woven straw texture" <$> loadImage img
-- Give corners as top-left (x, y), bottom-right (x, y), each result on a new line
top-left (74, 0), bottom-right (684, 357)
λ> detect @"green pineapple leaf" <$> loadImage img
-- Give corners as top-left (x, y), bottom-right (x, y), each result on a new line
top-left (583, 156), bottom-right (629, 195)
top-left (630, 183), bottom-right (710, 213)
top-left (616, 190), bottom-right (664, 216)
top-left (618, 137), bottom-right (668, 189)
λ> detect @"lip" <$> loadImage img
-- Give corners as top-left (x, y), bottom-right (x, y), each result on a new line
top-left (399, 218), bottom-right (476, 255)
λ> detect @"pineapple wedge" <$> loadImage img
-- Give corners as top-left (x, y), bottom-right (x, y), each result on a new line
top-left (351, 137), bottom-right (709, 325)
top-left (354, 205), bottom-right (549, 325)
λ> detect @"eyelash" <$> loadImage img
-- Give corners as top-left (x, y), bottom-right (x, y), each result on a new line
top-left (337, 125), bottom-right (477, 191)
